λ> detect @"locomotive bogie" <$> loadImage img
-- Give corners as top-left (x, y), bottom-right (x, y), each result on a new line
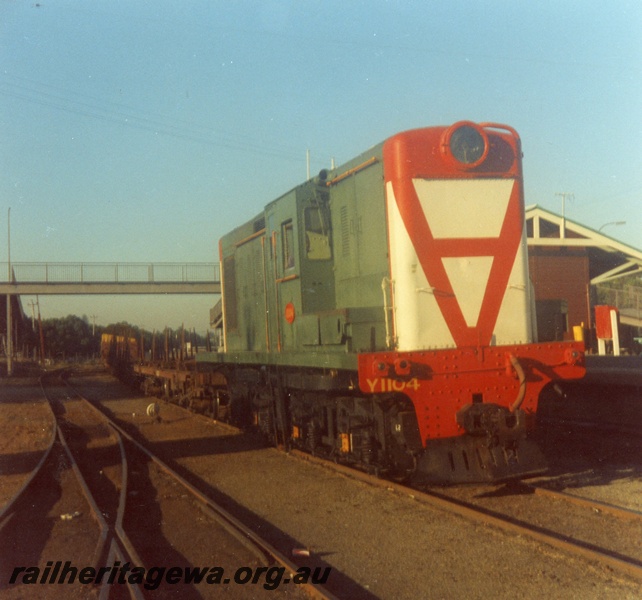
top-left (226, 365), bottom-right (425, 479)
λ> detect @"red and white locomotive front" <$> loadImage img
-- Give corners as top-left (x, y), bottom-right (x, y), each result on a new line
top-left (385, 122), bottom-right (531, 351)
top-left (358, 122), bottom-right (584, 482)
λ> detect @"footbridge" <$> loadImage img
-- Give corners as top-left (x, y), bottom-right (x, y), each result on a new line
top-left (0, 262), bottom-right (220, 295)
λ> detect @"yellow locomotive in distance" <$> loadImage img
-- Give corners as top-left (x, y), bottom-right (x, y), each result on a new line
top-left (101, 333), bottom-right (138, 366)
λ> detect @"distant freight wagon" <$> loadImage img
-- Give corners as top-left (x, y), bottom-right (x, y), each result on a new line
top-left (101, 333), bottom-right (138, 366)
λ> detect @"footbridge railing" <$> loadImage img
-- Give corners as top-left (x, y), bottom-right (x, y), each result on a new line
top-left (0, 262), bottom-right (221, 295)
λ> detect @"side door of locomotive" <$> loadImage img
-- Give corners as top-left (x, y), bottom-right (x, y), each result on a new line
top-left (264, 191), bottom-right (302, 352)
top-left (299, 187), bottom-right (335, 315)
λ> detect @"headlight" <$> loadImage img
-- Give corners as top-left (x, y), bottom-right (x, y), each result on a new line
top-left (441, 122), bottom-right (489, 168)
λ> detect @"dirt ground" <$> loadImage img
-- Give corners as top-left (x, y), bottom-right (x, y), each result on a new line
top-left (0, 379), bottom-right (56, 507)
top-left (2, 371), bottom-right (641, 599)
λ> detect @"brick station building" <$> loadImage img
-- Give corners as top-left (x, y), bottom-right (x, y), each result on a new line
top-left (525, 205), bottom-right (642, 349)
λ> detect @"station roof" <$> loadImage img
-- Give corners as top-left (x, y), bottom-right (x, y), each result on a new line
top-left (525, 205), bottom-right (642, 285)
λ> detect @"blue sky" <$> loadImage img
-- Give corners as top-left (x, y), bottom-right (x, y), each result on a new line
top-left (1, 1), bottom-right (641, 332)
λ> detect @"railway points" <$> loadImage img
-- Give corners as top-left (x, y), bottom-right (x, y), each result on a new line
top-left (1, 374), bottom-right (327, 600)
top-left (0, 381), bottom-right (104, 600)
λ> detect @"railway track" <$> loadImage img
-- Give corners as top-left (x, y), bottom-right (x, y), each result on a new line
top-left (45, 379), bottom-right (147, 599)
top-left (125, 374), bottom-right (642, 584)
top-left (290, 448), bottom-right (642, 585)
top-left (1, 372), bottom-right (108, 600)
top-left (1, 373), bottom-right (336, 600)
top-left (60, 370), bottom-right (639, 597)
top-left (60, 374), bottom-right (337, 600)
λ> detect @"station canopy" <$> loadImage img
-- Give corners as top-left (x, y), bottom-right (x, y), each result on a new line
top-left (525, 205), bottom-right (642, 327)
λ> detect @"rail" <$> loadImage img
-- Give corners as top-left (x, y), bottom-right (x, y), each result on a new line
top-left (0, 262), bottom-right (220, 284)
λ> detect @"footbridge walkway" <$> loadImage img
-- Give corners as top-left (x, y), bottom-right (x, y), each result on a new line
top-left (0, 262), bottom-right (221, 295)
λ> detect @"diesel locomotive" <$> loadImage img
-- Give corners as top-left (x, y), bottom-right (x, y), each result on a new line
top-left (187, 121), bottom-right (585, 484)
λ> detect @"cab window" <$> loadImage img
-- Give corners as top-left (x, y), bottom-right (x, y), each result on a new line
top-left (282, 220), bottom-right (295, 270)
top-left (305, 205), bottom-right (331, 260)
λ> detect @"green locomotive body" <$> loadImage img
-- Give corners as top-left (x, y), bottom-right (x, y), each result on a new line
top-left (219, 145), bottom-right (389, 363)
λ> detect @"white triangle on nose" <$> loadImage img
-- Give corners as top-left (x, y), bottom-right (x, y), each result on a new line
top-left (442, 256), bottom-right (494, 327)
top-left (413, 178), bottom-right (514, 239)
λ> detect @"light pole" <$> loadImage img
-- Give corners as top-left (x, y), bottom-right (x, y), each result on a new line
top-left (599, 220), bottom-right (626, 232)
top-left (555, 192), bottom-right (574, 239)
top-left (6, 207), bottom-right (12, 377)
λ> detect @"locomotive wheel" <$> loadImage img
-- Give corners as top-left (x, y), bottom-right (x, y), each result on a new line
top-left (386, 442), bottom-right (418, 482)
